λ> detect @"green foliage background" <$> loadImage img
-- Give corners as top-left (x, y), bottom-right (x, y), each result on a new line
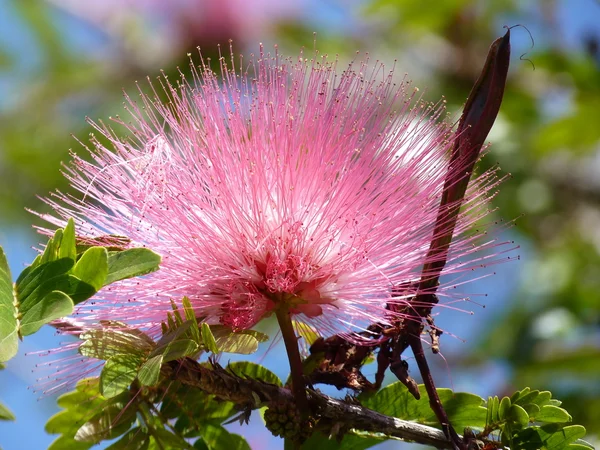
top-left (0, 0), bottom-right (599, 448)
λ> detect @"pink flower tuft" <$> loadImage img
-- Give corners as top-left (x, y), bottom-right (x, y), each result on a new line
top-left (38, 45), bottom-right (511, 340)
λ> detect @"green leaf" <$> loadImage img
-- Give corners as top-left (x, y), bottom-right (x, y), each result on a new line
top-left (568, 443), bottom-right (596, 450)
top-left (0, 400), bottom-right (15, 421)
top-left (19, 272), bottom-right (95, 312)
top-left (74, 404), bottom-right (136, 443)
top-left (0, 246), bottom-right (18, 362)
top-left (105, 428), bottom-right (149, 450)
top-left (46, 380), bottom-right (106, 436)
top-left (40, 228), bottom-right (60, 264)
top-left (294, 431), bottom-right (385, 450)
top-left (100, 355), bottom-right (141, 398)
top-left (36, 221), bottom-right (77, 267)
top-left (361, 382), bottom-right (487, 430)
top-left (513, 424), bottom-right (588, 450)
top-left (79, 326), bottom-right (154, 360)
top-left (19, 290), bottom-right (74, 336)
top-left (227, 362), bottom-right (282, 387)
top-left (15, 257), bottom-right (74, 302)
top-left (60, 219), bottom-right (77, 261)
top-left (499, 396), bottom-right (512, 419)
top-left (48, 435), bottom-right (94, 450)
top-left (47, 410), bottom-right (92, 435)
top-left (511, 387), bottom-right (531, 403)
top-left (54, 378), bottom-right (105, 411)
top-left (151, 339), bottom-right (198, 362)
top-left (151, 427), bottom-right (193, 449)
top-left (161, 383), bottom-right (237, 425)
top-left (512, 389), bottom-right (539, 407)
top-left (534, 405), bottom-right (572, 423)
top-left (138, 355), bottom-right (163, 386)
top-left (182, 297), bottom-right (200, 344)
top-left (201, 323), bottom-right (219, 353)
top-left (155, 321), bottom-right (194, 348)
top-left (293, 321), bottom-right (320, 346)
top-left (487, 396), bottom-right (500, 424)
top-left (199, 424), bottom-right (251, 450)
top-left (193, 439), bottom-right (209, 450)
top-left (72, 247), bottom-right (108, 290)
top-left (210, 325), bottom-right (268, 355)
top-left (169, 300), bottom-right (185, 327)
top-left (105, 249), bottom-right (161, 285)
top-left (521, 403), bottom-right (541, 416)
top-left (198, 398), bottom-right (237, 423)
top-left (508, 403), bottom-right (530, 429)
top-left (46, 378), bottom-right (112, 450)
top-left (531, 391), bottom-right (553, 406)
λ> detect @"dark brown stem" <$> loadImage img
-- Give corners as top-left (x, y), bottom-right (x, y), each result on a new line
top-left (164, 358), bottom-right (457, 448)
top-left (275, 305), bottom-right (309, 415)
top-left (409, 333), bottom-right (464, 450)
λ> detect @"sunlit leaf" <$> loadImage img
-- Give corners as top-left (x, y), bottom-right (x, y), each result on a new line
top-left (151, 427), bottom-right (193, 449)
top-left (59, 219), bottom-right (77, 261)
top-left (15, 257), bottom-right (74, 301)
top-left (227, 362), bottom-right (282, 387)
top-left (182, 297), bottom-right (200, 344)
top-left (199, 424), bottom-right (251, 450)
top-left (513, 424), bottom-right (589, 450)
top-left (46, 378), bottom-right (116, 450)
top-left (19, 271), bottom-right (95, 311)
top-left (210, 326), bottom-right (268, 355)
top-left (290, 431), bottom-right (385, 450)
top-left (201, 323), bottom-right (219, 353)
top-left (0, 246), bottom-right (18, 362)
top-left (161, 382), bottom-right (237, 425)
top-left (0, 400), bottom-right (15, 421)
top-left (48, 435), bottom-right (93, 450)
top-left (19, 290), bottom-right (74, 336)
top-left (138, 355), bottom-right (163, 386)
top-left (293, 321), bottom-right (320, 346)
top-left (74, 404), bottom-right (136, 443)
top-left (72, 247), bottom-right (108, 290)
top-left (499, 396), bottom-right (511, 420)
top-left (105, 427), bottom-right (149, 450)
top-left (100, 355), bottom-right (141, 398)
top-left (362, 382), bottom-right (487, 430)
top-left (151, 339), bottom-right (198, 362)
top-left (105, 249), bottom-right (161, 285)
top-left (79, 327), bottom-right (154, 360)
top-left (508, 404), bottom-right (530, 429)
top-left (534, 405), bottom-right (572, 423)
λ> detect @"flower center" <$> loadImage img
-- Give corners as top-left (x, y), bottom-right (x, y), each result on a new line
top-left (218, 250), bottom-right (334, 330)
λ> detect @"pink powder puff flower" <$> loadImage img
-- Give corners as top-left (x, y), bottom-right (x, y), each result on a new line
top-left (37, 45), bottom-right (509, 342)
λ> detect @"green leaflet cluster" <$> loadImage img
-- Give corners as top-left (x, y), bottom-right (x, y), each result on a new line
top-left (0, 219), bottom-right (162, 362)
top-left (46, 307), bottom-right (275, 450)
top-left (77, 299), bottom-right (270, 401)
top-left (480, 387), bottom-right (594, 449)
top-left (0, 219), bottom-right (161, 427)
top-left (47, 360), bottom-right (278, 450)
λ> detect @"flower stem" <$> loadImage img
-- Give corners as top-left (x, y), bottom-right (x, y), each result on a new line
top-left (275, 305), bottom-right (309, 415)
